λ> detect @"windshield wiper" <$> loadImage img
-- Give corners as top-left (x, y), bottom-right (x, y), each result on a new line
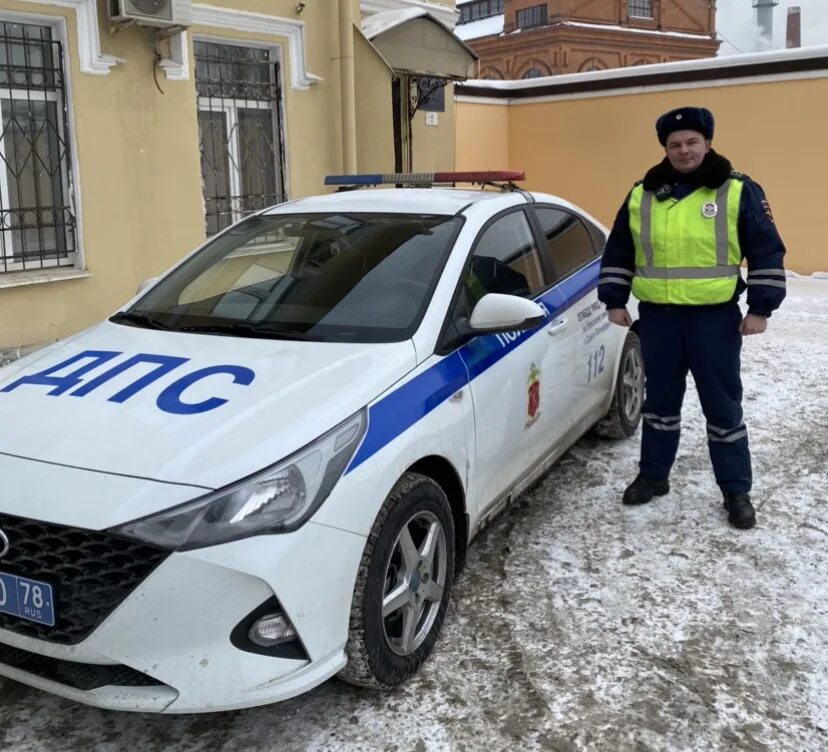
top-left (110, 311), bottom-right (176, 331)
top-left (177, 322), bottom-right (313, 341)
top-left (111, 312), bottom-right (315, 340)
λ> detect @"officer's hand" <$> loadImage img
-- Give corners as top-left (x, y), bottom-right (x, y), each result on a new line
top-left (608, 308), bottom-right (632, 327)
top-left (740, 313), bottom-right (768, 336)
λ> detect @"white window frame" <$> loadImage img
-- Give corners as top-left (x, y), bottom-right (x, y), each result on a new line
top-left (0, 11), bottom-right (80, 274)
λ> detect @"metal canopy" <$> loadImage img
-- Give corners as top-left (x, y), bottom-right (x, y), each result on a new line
top-left (362, 9), bottom-right (478, 80)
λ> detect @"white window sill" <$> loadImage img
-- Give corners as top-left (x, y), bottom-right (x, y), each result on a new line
top-left (0, 267), bottom-right (92, 289)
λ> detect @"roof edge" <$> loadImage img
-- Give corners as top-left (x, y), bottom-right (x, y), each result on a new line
top-left (457, 45), bottom-right (828, 98)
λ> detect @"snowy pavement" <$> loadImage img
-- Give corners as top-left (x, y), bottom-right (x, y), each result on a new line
top-left (2, 278), bottom-right (826, 751)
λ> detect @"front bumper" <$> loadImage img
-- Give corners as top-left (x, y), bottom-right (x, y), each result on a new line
top-left (0, 519), bottom-right (367, 713)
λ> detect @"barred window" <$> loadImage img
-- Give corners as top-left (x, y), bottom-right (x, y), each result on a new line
top-left (0, 21), bottom-right (76, 273)
top-left (522, 68), bottom-right (543, 79)
top-left (629, 0), bottom-right (653, 18)
top-left (458, 1), bottom-right (504, 24)
top-left (194, 42), bottom-right (286, 237)
top-left (516, 4), bottom-right (547, 29)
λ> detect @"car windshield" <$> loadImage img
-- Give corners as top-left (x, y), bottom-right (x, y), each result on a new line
top-left (114, 212), bottom-right (462, 343)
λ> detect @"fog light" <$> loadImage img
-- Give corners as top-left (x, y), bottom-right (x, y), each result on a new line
top-left (249, 613), bottom-right (297, 647)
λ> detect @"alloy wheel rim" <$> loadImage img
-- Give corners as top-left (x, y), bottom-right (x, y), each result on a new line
top-left (381, 510), bottom-right (447, 656)
top-left (622, 348), bottom-right (644, 422)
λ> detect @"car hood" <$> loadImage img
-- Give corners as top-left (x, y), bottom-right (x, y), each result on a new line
top-left (0, 321), bottom-right (417, 489)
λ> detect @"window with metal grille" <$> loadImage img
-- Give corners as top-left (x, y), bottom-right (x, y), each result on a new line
top-left (458, 0), bottom-right (504, 24)
top-left (628, 0), bottom-right (653, 18)
top-left (522, 68), bottom-right (543, 79)
top-left (0, 21), bottom-right (76, 273)
top-left (516, 4), bottom-right (547, 29)
top-left (194, 41), bottom-right (286, 237)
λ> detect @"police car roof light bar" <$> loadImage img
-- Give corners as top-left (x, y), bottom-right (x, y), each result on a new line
top-left (324, 171), bottom-right (526, 191)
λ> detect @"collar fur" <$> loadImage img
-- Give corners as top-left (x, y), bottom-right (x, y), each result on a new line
top-left (642, 150), bottom-right (732, 192)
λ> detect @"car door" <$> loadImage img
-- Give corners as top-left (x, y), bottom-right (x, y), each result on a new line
top-left (532, 205), bottom-right (614, 428)
top-left (445, 208), bottom-right (571, 516)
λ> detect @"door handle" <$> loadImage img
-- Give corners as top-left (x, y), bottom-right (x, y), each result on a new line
top-left (547, 317), bottom-right (568, 335)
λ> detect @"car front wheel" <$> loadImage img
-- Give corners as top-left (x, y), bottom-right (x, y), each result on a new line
top-left (595, 331), bottom-right (644, 439)
top-left (339, 472), bottom-right (455, 688)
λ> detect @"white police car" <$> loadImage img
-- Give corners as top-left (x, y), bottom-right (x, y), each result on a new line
top-left (0, 172), bottom-right (643, 713)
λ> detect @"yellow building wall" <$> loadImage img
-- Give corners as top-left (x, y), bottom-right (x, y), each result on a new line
top-left (354, 30), bottom-right (394, 173)
top-left (455, 100), bottom-right (509, 172)
top-left (0, 0), bottom-right (465, 352)
top-left (410, 83), bottom-right (456, 173)
top-left (0, 0), bottom-right (206, 350)
top-left (0, 0), bottom-right (379, 350)
top-left (457, 77), bottom-right (828, 274)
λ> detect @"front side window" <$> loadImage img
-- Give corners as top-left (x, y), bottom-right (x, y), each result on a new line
top-left (0, 21), bottom-right (76, 272)
top-left (195, 42), bottom-right (286, 237)
top-left (116, 213), bottom-right (462, 343)
top-left (516, 4), bottom-right (547, 29)
top-left (534, 207), bottom-right (596, 283)
top-left (462, 211), bottom-right (545, 311)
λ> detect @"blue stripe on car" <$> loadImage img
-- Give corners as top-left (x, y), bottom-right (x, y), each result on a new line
top-left (346, 257), bottom-right (601, 473)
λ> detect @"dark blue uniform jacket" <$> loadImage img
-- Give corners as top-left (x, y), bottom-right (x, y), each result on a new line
top-left (598, 158), bottom-right (787, 317)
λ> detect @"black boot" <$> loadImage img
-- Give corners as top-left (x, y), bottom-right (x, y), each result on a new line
top-left (622, 474), bottom-right (670, 505)
top-left (723, 492), bottom-right (756, 529)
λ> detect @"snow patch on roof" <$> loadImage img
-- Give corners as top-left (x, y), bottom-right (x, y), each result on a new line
top-left (560, 20), bottom-right (712, 40)
top-left (455, 16), bottom-right (713, 43)
top-left (362, 8), bottom-right (437, 40)
top-left (458, 44), bottom-right (828, 92)
top-left (455, 14), bottom-right (504, 41)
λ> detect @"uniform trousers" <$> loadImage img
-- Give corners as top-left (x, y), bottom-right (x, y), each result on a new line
top-left (637, 301), bottom-right (751, 494)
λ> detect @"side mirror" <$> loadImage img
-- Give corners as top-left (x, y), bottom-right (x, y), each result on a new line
top-left (135, 277), bottom-right (158, 295)
top-left (468, 293), bottom-right (545, 333)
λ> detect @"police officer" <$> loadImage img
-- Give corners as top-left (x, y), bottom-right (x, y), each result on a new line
top-left (599, 106), bottom-right (786, 530)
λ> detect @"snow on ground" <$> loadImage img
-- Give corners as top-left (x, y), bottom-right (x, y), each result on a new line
top-left (1, 279), bottom-right (826, 751)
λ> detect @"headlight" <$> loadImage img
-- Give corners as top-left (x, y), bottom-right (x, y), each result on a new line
top-left (112, 410), bottom-right (367, 550)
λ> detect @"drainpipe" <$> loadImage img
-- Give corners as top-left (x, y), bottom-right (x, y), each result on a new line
top-left (339, 0), bottom-right (357, 173)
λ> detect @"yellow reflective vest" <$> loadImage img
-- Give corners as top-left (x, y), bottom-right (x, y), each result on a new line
top-left (628, 179), bottom-right (744, 305)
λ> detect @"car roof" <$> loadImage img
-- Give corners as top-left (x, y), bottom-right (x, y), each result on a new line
top-left (262, 188), bottom-right (525, 216)
top-left (260, 187), bottom-right (608, 234)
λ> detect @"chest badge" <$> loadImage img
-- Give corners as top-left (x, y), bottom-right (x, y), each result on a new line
top-left (702, 201), bottom-right (718, 219)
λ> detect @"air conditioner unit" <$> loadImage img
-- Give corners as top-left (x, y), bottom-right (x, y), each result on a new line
top-left (109, 0), bottom-right (192, 29)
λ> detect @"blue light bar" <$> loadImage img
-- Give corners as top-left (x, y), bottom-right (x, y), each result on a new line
top-left (325, 173), bottom-right (385, 186)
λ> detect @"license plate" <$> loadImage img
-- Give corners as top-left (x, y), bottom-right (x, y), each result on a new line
top-left (0, 571), bottom-right (55, 626)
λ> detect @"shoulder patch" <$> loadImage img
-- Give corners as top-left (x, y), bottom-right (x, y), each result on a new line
top-left (760, 198), bottom-right (775, 224)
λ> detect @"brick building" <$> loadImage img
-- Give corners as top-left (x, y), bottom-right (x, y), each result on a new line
top-left (455, 0), bottom-right (720, 79)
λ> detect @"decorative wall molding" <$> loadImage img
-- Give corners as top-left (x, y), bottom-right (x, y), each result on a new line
top-left (35, 0), bottom-right (123, 74)
top-left (189, 4), bottom-right (322, 89)
top-left (16, 1), bottom-right (320, 86)
top-left (158, 29), bottom-right (189, 81)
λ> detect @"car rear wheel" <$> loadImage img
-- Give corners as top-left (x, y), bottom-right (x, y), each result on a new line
top-left (595, 331), bottom-right (644, 439)
top-left (339, 472), bottom-right (455, 688)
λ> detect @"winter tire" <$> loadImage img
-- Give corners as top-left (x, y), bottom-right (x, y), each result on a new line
top-left (339, 472), bottom-right (455, 688)
top-left (595, 331), bottom-right (644, 439)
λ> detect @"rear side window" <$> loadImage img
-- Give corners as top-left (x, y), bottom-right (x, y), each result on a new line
top-left (534, 207), bottom-right (596, 284)
top-left (583, 217), bottom-right (607, 253)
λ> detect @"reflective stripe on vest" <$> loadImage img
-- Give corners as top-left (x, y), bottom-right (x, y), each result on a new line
top-left (629, 179), bottom-right (744, 305)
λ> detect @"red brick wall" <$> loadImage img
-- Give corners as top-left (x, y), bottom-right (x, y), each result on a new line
top-left (466, 0), bottom-right (718, 79)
